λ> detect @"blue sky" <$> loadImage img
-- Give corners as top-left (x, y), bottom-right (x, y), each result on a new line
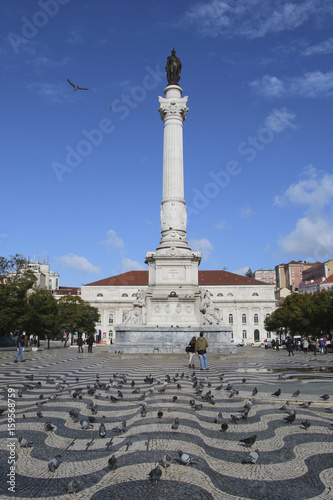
top-left (1, 0), bottom-right (333, 287)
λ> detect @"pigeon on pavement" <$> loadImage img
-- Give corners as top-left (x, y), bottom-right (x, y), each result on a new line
top-left (48, 454), bottom-right (61, 472)
top-left (148, 465), bottom-right (162, 483)
top-left (161, 454), bottom-right (172, 468)
top-left (67, 479), bottom-right (79, 494)
top-left (177, 450), bottom-right (197, 466)
top-left (108, 455), bottom-right (117, 472)
top-left (272, 388), bottom-right (281, 397)
top-left (242, 450), bottom-right (259, 465)
top-left (171, 417), bottom-right (179, 430)
top-left (239, 435), bottom-right (257, 448)
top-left (99, 423), bottom-right (106, 438)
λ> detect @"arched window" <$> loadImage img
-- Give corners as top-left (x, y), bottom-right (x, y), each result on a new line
top-left (97, 293), bottom-right (103, 297)
top-left (254, 329), bottom-right (260, 342)
top-left (132, 293), bottom-right (137, 297)
top-left (242, 330), bottom-right (247, 339)
top-left (227, 292), bottom-right (234, 297)
top-left (122, 293), bottom-right (128, 297)
top-left (254, 313), bottom-right (259, 324)
top-left (252, 292), bottom-right (259, 296)
top-left (229, 314), bottom-right (233, 324)
top-left (217, 293), bottom-right (223, 297)
top-left (242, 313), bottom-right (247, 324)
top-left (109, 314), bottom-right (113, 324)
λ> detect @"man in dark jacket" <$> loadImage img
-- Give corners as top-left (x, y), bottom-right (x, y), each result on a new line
top-left (286, 336), bottom-right (294, 356)
top-left (14, 333), bottom-right (25, 362)
top-left (86, 335), bottom-right (95, 353)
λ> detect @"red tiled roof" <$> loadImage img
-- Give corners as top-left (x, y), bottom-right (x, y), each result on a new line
top-left (84, 270), bottom-right (268, 287)
top-left (323, 275), bottom-right (333, 284)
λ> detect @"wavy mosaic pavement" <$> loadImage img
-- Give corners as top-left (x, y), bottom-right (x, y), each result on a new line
top-left (0, 348), bottom-right (332, 499)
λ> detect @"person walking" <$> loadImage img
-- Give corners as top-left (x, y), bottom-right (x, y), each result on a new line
top-left (275, 338), bottom-right (279, 351)
top-left (187, 336), bottom-right (196, 369)
top-left (195, 332), bottom-right (209, 370)
top-left (77, 334), bottom-right (84, 353)
top-left (319, 337), bottom-right (326, 355)
top-left (87, 334), bottom-right (95, 353)
top-left (14, 333), bottom-right (25, 362)
top-left (286, 336), bottom-right (294, 356)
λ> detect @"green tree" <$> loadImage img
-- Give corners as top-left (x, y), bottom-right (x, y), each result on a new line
top-left (0, 254), bottom-right (36, 335)
top-left (21, 289), bottom-right (59, 348)
top-left (245, 268), bottom-right (255, 279)
top-left (57, 295), bottom-right (99, 345)
top-left (311, 289), bottom-right (333, 336)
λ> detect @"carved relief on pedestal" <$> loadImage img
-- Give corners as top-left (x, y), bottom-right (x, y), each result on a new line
top-left (160, 202), bottom-right (187, 232)
top-left (121, 290), bottom-right (146, 325)
top-left (175, 303), bottom-right (182, 313)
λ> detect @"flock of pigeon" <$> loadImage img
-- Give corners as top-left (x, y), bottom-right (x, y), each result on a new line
top-left (1, 359), bottom-right (333, 497)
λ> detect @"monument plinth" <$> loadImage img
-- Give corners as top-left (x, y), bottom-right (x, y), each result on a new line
top-left (112, 50), bottom-right (235, 354)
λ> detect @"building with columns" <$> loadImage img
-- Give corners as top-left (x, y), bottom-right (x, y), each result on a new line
top-left (81, 50), bottom-right (276, 350)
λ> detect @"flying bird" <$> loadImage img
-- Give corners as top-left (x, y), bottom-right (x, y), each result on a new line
top-left (67, 78), bottom-right (89, 91)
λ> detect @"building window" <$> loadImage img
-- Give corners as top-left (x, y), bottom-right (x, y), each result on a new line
top-left (267, 332), bottom-right (271, 339)
top-left (252, 292), bottom-right (259, 296)
top-left (242, 314), bottom-right (247, 324)
top-left (254, 313), bottom-right (259, 324)
top-left (227, 293), bottom-right (234, 297)
top-left (231, 332), bottom-right (234, 339)
top-left (97, 293), bottom-right (103, 297)
top-left (229, 314), bottom-right (233, 324)
top-left (254, 329), bottom-right (260, 342)
top-left (132, 293), bottom-right (137, 297)
top-left (122, 293), bottom-right (128, 297)
top-left (242, 330), bottom-right (247, 339)
top-left (109, 314), bottom-right (113, 324)
top-left (97, 315), bottom-right (101, 324)
top-left (217, 293), bottom-right (223, 297)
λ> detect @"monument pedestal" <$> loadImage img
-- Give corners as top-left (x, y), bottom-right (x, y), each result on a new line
top-left (111, 326), bottom-right (236, 354)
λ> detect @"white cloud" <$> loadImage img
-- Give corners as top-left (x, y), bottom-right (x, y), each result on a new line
top-left (232, 266), bottom-right (250, 276)
top-left (215, 220), bottom-right (227, 229)
top-left (251, 71), bottom-right (333, 99)
top-left (100, 230), bottom-right (125, 250)
top-left (181, 0), bottom-right (333, 38)
top-left (121, 257), bottom-right (145, 272)
top-left (57, 254), bottom-right (100, 274)
top-left (238, 206), bottom-right (253, 218)
top-left (28, 82), bottom-right (71, 105)
top-left (278, 216), bottom-right (333, 259)
top-left (188, 238), bottom-right (213, 260)
top-left (302, 37), bottom-right (333, 56)
top-left (274, 166), bottom-right (333, 209)
top-left (265, 108), bottom-right (297, 133)
top-left (275, 166), bottom-right (333, 260)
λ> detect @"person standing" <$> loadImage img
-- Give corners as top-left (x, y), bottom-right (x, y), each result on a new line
top-left (303, 337), bottom-right (309, 354)
top-left (195, 332), bottom-right (209, 370)
top-left (286, 336), bottom-right (294, 356)
top-left (319, 337), bottom-right (326, 355)
top-left (87, 334), bottom-right (95, 353)
top-left (275, 338), bottom-right (280, 351)
top-left (77, 334), bottom-right (84, 353)
top-left (14, 333), bottom-right (25, 362)
top-left (187, 336), bottom-right (196, 369)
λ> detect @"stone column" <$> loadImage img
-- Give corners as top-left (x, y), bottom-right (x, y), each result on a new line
top-left (157, 85), bottom-right (190, 251)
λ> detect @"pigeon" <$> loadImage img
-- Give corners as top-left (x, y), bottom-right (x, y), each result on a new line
top-left (214, 411), bottom-right (223, 424)
top-left (113, 421), bottom-right (126, 433)
top-left (284, 413), bottom-right (296, 424)
top-left (25, 374), bottom-right (33, 380)
top-left (272, 388), bottom-right (281, 397)
top-left (67, 479), bottom-right (79, 494)
top-left (320, 394), bottom-right (329, 401)
top-left (99, 423), bottom-right (106, 438)
top-left (148, 465), bottom-right (162, 483)
top-left (230, 414), bottom-right (239, 424)
top-left (48, 454), bottom-right (61, 472)
top-left (131, 380), bottom-right (135, 387)
top-left (215, 384), bottom-right (223, 391)
top-left (193, 404), bottom-right (203, 411)
top-left (18, 437), bottom-right (33, 448)
top-left (18, 389), bottom-right (23, 398)
top-left (44, 422), bottom-right (54, 432)
top-left (108, 455), bottom-right (117, 472)
top-left (242, 378), bottom-right (247, 383)
top-left (242, 449), bottom-right (259, 465)
top-left (36, 411), bottom-right (43, 418)
top-left (189, 399), bottom-right (196, 407)
top-left (279, 403), bottom-right (290, 411)
top-left (299, 402), bottom-right (311, 408)
top-left (239, 435), bottom-right (257, 448)
top-left (221, 422), bottom-right (229, 432)
top-left (157, 411), bottom-right (163, 419)
top-left (67, 78), bottom-right (89, 91)
top-left (301, 420), bottom-right (311, 430)
top-left (172, 396), bottom-right (178, 402)
top-left (177, 383), bottom-right (182, 389)
top-left (252, 387), bottom-right (258, 396)
top-left (132, 388), bottom-right (140, 394)
top-left (177, 450), bottom-right (196, 466)
top-left (80, 420), bottom-right (93, 430)
top-left (171, 417), bottom-right (179, 430)
top-left (141, 407), bottom-right (147, 417)
top-left (110, 395), bottom-right (119, 403)
top-left (161, 454), bottom-right (172, 468)
top-left (292, 390), bottom-right (300, 397)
